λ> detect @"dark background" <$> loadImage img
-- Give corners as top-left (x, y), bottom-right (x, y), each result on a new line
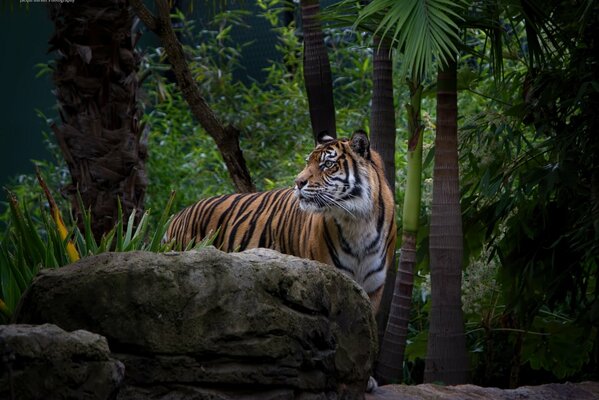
top-left (0, 4), bottom-right (55, 189)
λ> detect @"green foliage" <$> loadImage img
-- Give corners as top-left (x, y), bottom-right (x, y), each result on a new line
top-left (0, 187), bottom-right (209, 323)
top-left (398, 2), bottom-right (599, 384)
top-left (521, 312), bottom-right (595, 379)
top-left (456, 3), bottom-right (599, 384)
top-left (73, 191), bottom-right (179, 256)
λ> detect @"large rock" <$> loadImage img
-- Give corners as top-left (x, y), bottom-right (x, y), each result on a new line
top-left (366, 382), bottom-right (599, 400)
top-left (16, 248), bottom-right (377, 399)
top-left (0, 323), bottom-right (124, 400)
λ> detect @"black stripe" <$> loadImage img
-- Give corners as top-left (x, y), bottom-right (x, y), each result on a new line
top-left (364, 259), bottom-right (386, 280)
top-left (334, 219), bottom-right (356, 257)
top-left (340, 186), bottom-right (362, 200)
top-left (332, 158), bottom-right (350, 185)
top-left (190, 197), bottom-right (217, 242)
top-left (291, 196), bottom-right (307, 255)
top-left (352, 157), bottom-right (361, 185)
top-left (330, 175), bottom-right (349, 184)
top-left (365, 173), bottom-right (386, 254)
top-left (239, 190), bottom-right (279, 248)
top-left (223, 192), bottom-right (264, 250)
top-left (226, 208), bottom-right (254, 251)
top-left (186, 204), bottom-right (201, 243)
top-left (275, 191), bottom-right (296, 254)
top-left (198, 195), bottom-right (230, 240)
top-left (214, 194), bottom-right (246, 247)
top-left (324, 222), bottom-right (353, 275)
top-left (258, 189), bottom-right (289, 248)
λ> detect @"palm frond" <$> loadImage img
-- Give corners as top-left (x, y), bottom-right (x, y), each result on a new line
top-left (460, 1), bottom-right (504, 81)
top-left (356, 0), bottom-right (464, 80)
top-left (466, 0), bottom-right (568, 70)
top-left (518, 0), bottom-right (565, 67)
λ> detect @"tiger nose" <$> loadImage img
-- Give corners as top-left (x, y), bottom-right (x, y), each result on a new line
top-left (295, 178), bottom-right (308, 189)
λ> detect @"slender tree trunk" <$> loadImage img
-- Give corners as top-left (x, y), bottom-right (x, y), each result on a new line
top-left (376, 82), bottom-right (423, 384)
top-left (370, 38), bottom-right (396, 192)
top-left (509, 330), bottom-right (523, 388)
top-left (424, 59), bottom-right (470, 385)
top-left (591, 171), bottom-right (599, 376)
top-left (130, 0), bottom-right (255, 193)
top-left (49, 0), bottom-right (148, 241)
top-left (592, 171), bottom-right (599, 247)
top-left (369, 37), bottom-right (397, 348)
top-left (300, 0), bottom-right (336, 141)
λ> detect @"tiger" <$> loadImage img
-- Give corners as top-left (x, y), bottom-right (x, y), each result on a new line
top-left (166, 130), bottom-right (396, 313)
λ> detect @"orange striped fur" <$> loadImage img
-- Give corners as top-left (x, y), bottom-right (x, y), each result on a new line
top-left (167, 131), bottom-right (396, 312)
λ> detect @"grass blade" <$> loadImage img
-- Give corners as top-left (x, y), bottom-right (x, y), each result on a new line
top-left (147, 191), bottom-right (176, 252)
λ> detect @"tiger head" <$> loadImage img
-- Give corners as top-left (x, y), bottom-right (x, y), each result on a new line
top-left (294, 130), bottom-right (380, 218)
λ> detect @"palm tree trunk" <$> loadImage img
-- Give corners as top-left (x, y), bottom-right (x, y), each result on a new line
top-left (369, 37), bottom-right (402, 382)
top-left (49, 0), bottom-right (147, 241)
top-left (300, 0), bottom-right (336, 141)
top-left (370, 38), bottom-right (396, 192)
top-left (369, 37), bottom-right (397, 350)
top-left (376, 81), bottom-right (423, 385)
top-left (424, 59), bottom-right (470, 385)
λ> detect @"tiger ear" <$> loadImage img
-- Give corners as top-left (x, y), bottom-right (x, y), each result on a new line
top-left (351, 130), bottom-right (370, 159)
top-left (317, 131), bottom-right (335, 145)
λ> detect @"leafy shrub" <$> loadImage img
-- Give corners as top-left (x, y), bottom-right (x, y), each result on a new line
top-left (0, 183), bottom-right (196, 323)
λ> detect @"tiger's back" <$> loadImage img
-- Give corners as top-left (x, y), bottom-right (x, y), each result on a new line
top-left (167, 188), bottom-right (308, 255)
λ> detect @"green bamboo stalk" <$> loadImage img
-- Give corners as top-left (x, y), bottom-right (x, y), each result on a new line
top-left (376, 80), bottom-right (423, 384)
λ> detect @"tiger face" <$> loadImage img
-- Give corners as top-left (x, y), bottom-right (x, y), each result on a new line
top-left (294, 130), bottom-right (374, 218)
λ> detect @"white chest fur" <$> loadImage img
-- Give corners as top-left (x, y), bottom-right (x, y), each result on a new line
top-left (329, 214), bottom-right (387, 295)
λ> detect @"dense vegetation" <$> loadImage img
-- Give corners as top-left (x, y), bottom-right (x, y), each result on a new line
top-left (1, 0), bottom-right (597, 388)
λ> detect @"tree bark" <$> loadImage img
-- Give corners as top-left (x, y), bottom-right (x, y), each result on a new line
top-left (300, 0), bottom-right (336, 142)
top-left (424, 59), bottom-right (470, 385)
top-left (377, 233), bottom-right (416, 384)
top-left (48, 0), bottom-right (148, 241)
top-left (369, 36), bottom-right (398, 370)
top-left (130, 0), bottom-right (254, 193)
top-left (370, 38), bottom-right (396, 192)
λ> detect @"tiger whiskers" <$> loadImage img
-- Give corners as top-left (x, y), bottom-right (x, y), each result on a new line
top-left (319, 193), bottom-right (357, 218)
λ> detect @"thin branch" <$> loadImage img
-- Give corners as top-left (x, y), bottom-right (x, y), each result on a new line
top-left (466, 327), bottom-right (551, 336)
top-left (130, 0), bottom-right (156, 31)
top-left (154, 0), bottom-right (170, 23)
top-left (130, 0), bottom-right (255, 193)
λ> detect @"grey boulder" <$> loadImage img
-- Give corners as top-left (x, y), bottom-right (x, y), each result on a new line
top-left (0, 323), bottom-right (124, 400)
top-left (16, 248), bottom-right (377, 399)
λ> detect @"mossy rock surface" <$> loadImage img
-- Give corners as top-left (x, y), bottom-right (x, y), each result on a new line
top-left (16, 247), bottom-right (376, 399)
